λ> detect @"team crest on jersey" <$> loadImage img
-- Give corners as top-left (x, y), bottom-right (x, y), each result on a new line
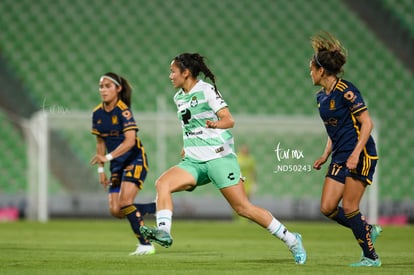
top-left (329, 100), bottom-right (336, 110)
top-left (97, 119), bottom-right (102, 124)
top-left (190, 96), bottom-right (198, 107)
top-left (112, 115), bottom-right (118, 125)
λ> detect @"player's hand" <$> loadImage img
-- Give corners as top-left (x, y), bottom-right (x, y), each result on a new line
top-left (313, 157), bottom-right (327, 170)
top-left (346, 153), bottom-right (359, 170)
top-left (99, 173), bottom-right (109, 191)
top-left (90, 154), bottom-right (107, 165)
top-left (206, 120), bottom-right (218, 129)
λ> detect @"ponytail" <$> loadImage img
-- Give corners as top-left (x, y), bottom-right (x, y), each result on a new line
top-left (174, 53), bottom-right (220, 96)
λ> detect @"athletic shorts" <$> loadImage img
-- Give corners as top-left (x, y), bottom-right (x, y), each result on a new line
top-left (326, 153), bottom-right (378, 185)
top-left (177, 154), bottom-right (241, 190)
top-left (108, 160), bottom-right (148, 193)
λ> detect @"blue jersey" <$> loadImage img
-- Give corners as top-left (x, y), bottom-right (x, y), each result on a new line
top-left (91, 100), bottom-right (148, 172)
top-left (316, 79), bottom-right (377, 162)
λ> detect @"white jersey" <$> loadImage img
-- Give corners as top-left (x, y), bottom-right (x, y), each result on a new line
top-left (174, 80), bottom-right (235, 162)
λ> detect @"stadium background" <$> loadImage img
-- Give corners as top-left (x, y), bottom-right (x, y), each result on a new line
top-left (0, 0), bottom-right (412, 222)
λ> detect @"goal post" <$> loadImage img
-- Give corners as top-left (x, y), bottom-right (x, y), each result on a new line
top-left (25, 110), bottom-right (379, 223)
top-left (24, 111), bottom-right (49, 222)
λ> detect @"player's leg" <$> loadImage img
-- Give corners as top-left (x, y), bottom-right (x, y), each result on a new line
top-left (320, 177), bottom-right (350, 227)
top-left (106, 173), bottom-right (123, 218)
top-left (118, 163), bottom-right (155, 255)
top-left (108, 191), bottom-right (123, 218)
top-left (140, 166), bottom-right (197, 248)
top-left (107, 191), bottom-right (155, 218)
top-left (320, 163), bottom-right (351, 228)
top-left (220, 181), bottom-right (306, 264)
top-left (343, 177), bottom-right (380, 266)
top-left (119, 180), bottom-right (155, 255)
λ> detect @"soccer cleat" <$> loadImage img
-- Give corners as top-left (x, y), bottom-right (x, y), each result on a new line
top-left (129, 244), bottom-right (156, 256)
top-left (289, 233), bottom-right (307, 264)
top-left (140, 225), bottom-right (173, 248)
top-left (370, 224), bottom-right (382, 244)
top-left (350, 257), bottom-right (381, 267)
top-left (361, 224), bottom-right (383, 258)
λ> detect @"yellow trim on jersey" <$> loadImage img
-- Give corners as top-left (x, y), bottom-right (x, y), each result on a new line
top-left (92, 103), bottom-right (103, 112)
top-left (116, 100), bottom-right (129, 110)
top-left (352, 106), bottom-right (367, 115)
top-left (350, 113), bottom-right (379, 165)
top-left (136, 137), bottom-right (149, 170)
top-left (92, 100), bottom-right (128, 112)
top-left (335, 79), bottom-right (348, 92)
top-left (91, 129), bottom-right (100, 135)
top-left (124, 126), bottom-right (138, 132)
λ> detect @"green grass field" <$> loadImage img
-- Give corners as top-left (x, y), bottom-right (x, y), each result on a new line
top-left (1, 219), bottom-right (413, 274)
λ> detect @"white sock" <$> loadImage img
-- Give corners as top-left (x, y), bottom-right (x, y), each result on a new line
top-left (266, 217), bottom-right (296, 247)
top-left (156, 209), bottom-right (172, 234)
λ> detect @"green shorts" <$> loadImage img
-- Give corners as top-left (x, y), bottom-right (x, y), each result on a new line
top-left (177, 154), bottom-right (241, 190)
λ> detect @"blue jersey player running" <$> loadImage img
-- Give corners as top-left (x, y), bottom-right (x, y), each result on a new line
top-left (90, 72), bottom-right (155, 256)
top-left (310, 32), bottom-right (382, 267)
top-left (140, 53), bottom-right (306, 264)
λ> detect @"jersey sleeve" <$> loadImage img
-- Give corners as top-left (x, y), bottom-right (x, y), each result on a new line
top-left (206, 87), bottom-right (227, 113)
top-left (343, 87), bottom-right (367, 115)
top-left (120, 108), bottom-right (138, 132)
top-left (91, 111), bottom-right (101, 136)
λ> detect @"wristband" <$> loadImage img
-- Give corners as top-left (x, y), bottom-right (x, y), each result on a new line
top-left (97, 167), bottom-right (105, 173)
top-left (105, 153), bottom-right (113, 161)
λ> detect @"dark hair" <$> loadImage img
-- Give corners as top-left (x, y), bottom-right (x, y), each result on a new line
top-left (311, 31), bottom-right (347, 76)
top-left (173, 53), bottom-right (219, 95)
top-left (103, 72), bottom-right (133, 107)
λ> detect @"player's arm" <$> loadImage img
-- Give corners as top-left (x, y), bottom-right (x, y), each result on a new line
top-left (96, 136), bottom-right (106, 165)
top-left (346, 110), bottom-right (373, 169)
top-left (93, 136), bottom-right (109, 189)
top-left (206, 107), bottom-right (235, 129)
top-left (91, 136), bottom-right (107, 165)
top-left (97, 130), bottom-right (137, 163)
top-left (107, 129), bottom-right (136, 159)
top-left (313, 136), bottom-right (332, 170)
top-left (90, 130), bottom-right (136, 164)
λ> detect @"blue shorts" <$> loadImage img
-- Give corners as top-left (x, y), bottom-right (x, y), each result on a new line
top-left (326, 153), bottom-right (378, 185)
top-left (177, 154), bottom-right (241, 190)
top-left (108, 160), bottom-right (148, 193)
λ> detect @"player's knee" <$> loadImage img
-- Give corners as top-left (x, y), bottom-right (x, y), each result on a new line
top-left (341, 203), bottom-right (358, 215)
top-left (233, 204), bottom-right (252, 219)
top-left (155, 178), bottom-right (170, 193)
top-left (320, 203), bottom-right (336, 217)
top-left (109, 207), bottom-right (123, 219)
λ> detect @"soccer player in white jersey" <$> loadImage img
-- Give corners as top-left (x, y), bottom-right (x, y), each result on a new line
top-left (140, 53), bottom-right (306, 264)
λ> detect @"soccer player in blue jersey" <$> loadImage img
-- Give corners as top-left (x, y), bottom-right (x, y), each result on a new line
top-left (90, 72), bottom-right (155, 256)
top-left (310, 32), bottom-right (382, 267)
top-left (140, 53), bottom-right (306, 264)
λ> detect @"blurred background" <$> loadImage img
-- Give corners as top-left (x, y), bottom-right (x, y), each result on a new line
top-left (0, 0), bottom-right (412, 224)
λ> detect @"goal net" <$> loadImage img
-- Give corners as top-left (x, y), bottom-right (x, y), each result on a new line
top-left (25, 110), bottom-right (379, 223)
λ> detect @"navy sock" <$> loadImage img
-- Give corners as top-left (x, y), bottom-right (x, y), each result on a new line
top-left (326, 207), bottom-right (350, 228)
top-left (134, 202), bottom-right (156, 216)
top-left (346, 209), bottom-right (378, 260)
top-left (121, 204), bottom-right (149, 245)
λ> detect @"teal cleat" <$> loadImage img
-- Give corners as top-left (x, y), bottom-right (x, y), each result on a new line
top-left (350, 257), bottom-right (381, 267)
top-left (370, 224), bottom-right (382, 244)
top-left (361, 224), bottom-right (383, 258)
top-left (289, 233), bottom-right (307, 264)
top-left (140, 225), bottom-right (173, 248)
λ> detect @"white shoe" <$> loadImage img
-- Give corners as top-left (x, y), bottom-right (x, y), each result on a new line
top-left (129, 244), bottom-right (156, 256)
